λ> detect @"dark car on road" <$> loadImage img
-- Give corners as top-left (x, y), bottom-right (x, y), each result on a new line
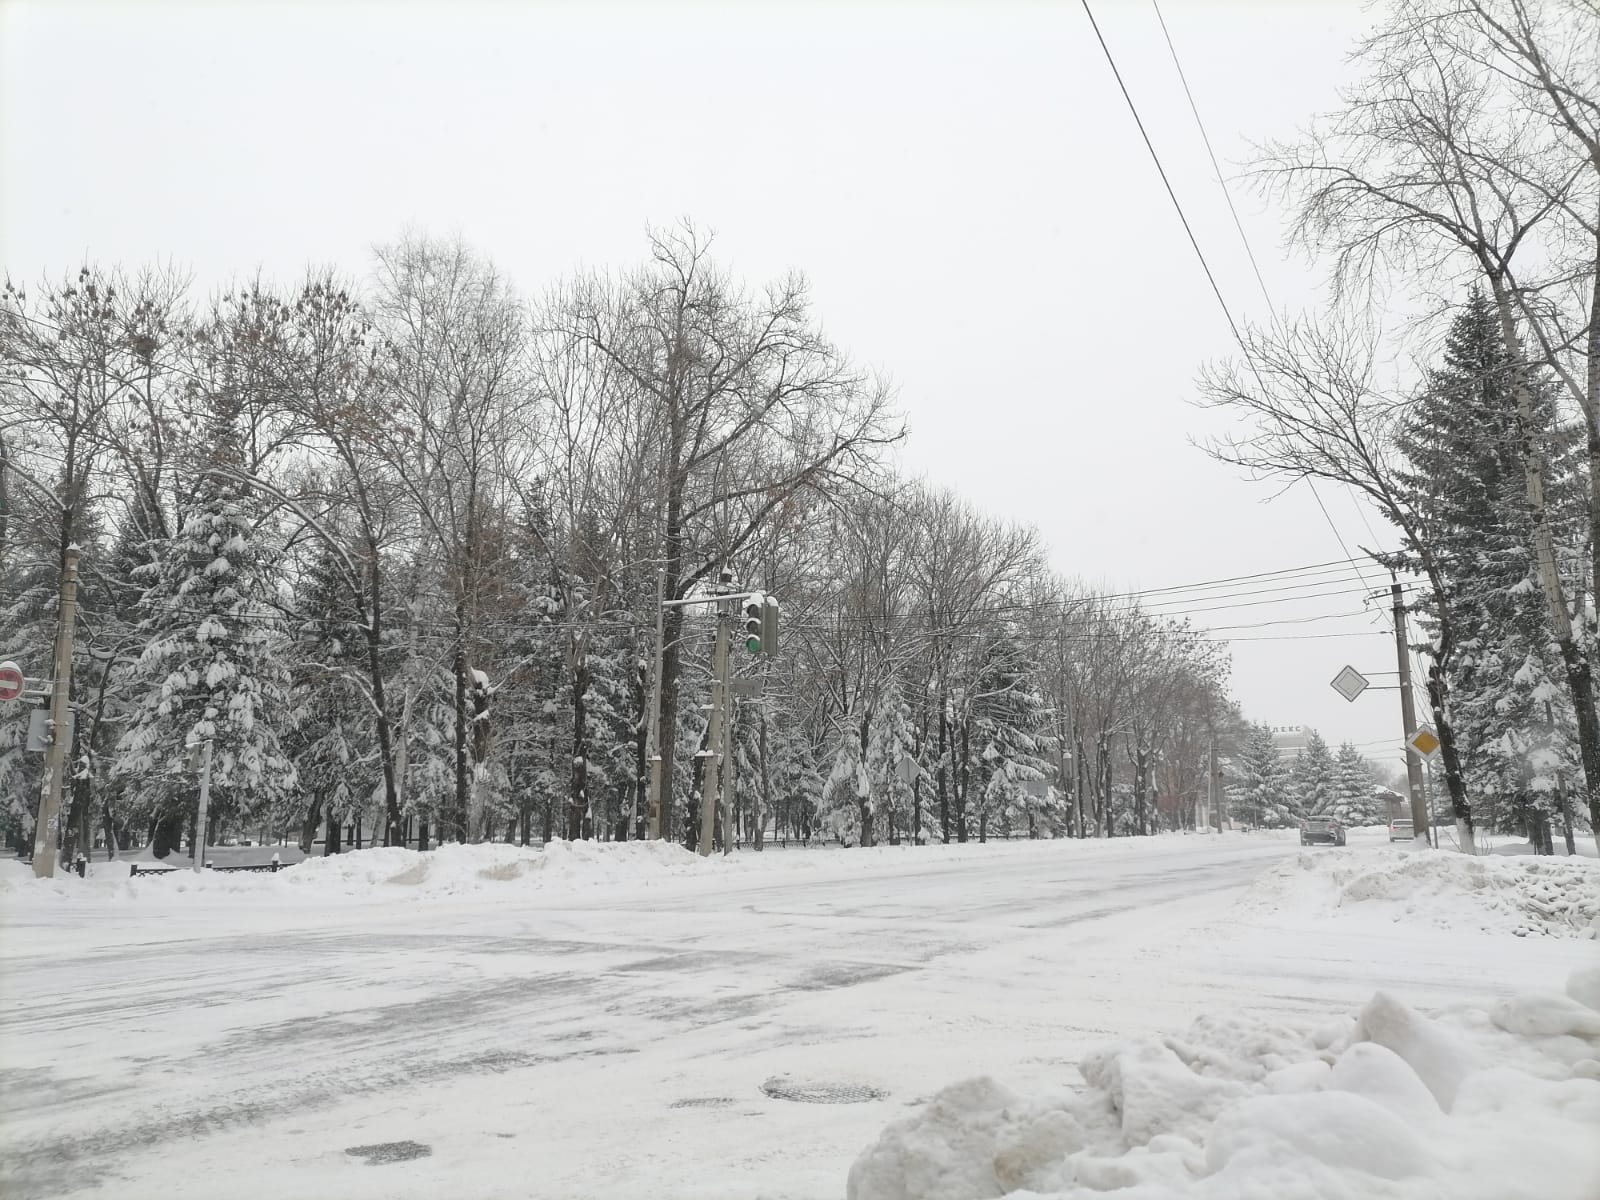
top-left (1299, 816), bottom-right (1346, 847)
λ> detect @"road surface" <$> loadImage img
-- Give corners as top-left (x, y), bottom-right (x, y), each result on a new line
top-left (0, 834), bottom-right (1584, 1199)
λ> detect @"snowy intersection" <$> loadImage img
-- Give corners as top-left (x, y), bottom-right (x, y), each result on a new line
top-left (1, 833), bottom-right (1596, 1199)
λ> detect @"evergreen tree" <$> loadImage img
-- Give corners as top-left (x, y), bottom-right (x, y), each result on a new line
top-left (1332, 742), bottom-right (1379, 826)
top-left (1231, 724), bottom-right (1292, 828)
top-left (115, 315), bottom-right (298, 846)
top-left (866, 679), bottom-right (917, 843)
top-left (1288, 730), bottom-right (1337, 817)
top-left (1393, 288), bottom-right (1587, 845)
top-left (820, 716), bottom-right (868, 846)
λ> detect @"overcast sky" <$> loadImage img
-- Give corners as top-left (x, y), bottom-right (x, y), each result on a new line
top-left (1, 0), bottom-right (1426, 771)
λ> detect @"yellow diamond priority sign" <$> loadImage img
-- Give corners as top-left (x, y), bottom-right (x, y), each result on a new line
top-left (1407, 726), bottom-right (1441, 758)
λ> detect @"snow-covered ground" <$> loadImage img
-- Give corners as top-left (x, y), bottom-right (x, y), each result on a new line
top-left (1, 829), bottom-right (1594, 1199)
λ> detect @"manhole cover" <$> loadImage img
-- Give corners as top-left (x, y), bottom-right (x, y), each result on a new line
top-left (669, 1097), bottom-right (736, 1109)
top-left (345, 1140), bottom-right (432, 1165)
top-left (760, 1077), bottom-right (886, 1104)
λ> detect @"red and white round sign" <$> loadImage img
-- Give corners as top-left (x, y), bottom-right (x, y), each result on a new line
top-left (0, 661), bottom-right (24, 702)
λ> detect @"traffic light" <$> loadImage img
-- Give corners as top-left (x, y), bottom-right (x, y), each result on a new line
top-left (761, 595), bottom-right (779, 657)
top-left (743, 593), bottom-right (765, 655)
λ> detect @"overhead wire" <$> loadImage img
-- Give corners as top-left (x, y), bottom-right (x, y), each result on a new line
top-left (1127, 1), bottom-right (1386, 607)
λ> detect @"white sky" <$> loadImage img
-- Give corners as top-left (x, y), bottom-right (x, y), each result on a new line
top-left (1, 0), bottom-right (1422, 770)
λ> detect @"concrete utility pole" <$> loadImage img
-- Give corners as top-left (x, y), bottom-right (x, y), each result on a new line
top-left (1207, 739), bottom-right (1222, 834)
top-left (32, 545), bottom-right (80, 879)
top-left (720, 669), bottom-right (736, 855)
top-left (645, 567), bottom-right (666, 841)
top-left (1391, 579), bottom-right (1431, 843)
top-left (698, 605), bottom-right (729, 857)
top-left (191, 739), bottom-right (214, 874)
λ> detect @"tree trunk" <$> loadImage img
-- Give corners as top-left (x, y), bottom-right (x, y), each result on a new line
top-left (1424, 661), bottom-right (1475, 854)
top-left (300, 800), bottom-right (321, 857)
top-left (323, 807), bottom-right (342, 856)
top-left (570, 634), bottom-right (589, 841)
top-left (937, 690), bottom-right (950, 843)
top-left (452, 612), bottom-right (470, 844)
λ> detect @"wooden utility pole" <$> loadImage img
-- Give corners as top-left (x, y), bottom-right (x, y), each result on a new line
top-left (1391, 579), bottom-right (1430, 842)
top-left (32, 545), bottom-right (80, 879)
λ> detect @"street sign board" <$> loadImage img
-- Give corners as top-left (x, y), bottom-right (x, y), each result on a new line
top-left (730, 678), bottom-right (764, 699)
top-left (1330, 665), bottom-right (1370, 703)
top-left (0, 661), bottom-right (23, 702)
top-left (26, 707), bottom-right (53, 752)
top-left (1020, 779), bottom-right (1051, 800)
top-left (895, 755), bottom-right (920, 785)
top-left (1406, 725), bottom-right (1442, 759)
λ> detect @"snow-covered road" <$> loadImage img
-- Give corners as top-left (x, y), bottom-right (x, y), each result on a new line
top-left (1, 834), bottom-right (1590, 1199)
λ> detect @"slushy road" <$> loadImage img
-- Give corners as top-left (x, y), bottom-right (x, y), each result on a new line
top-left (0, 834), bottom-right (1582, 1199)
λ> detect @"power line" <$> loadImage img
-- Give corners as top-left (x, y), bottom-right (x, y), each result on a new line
top-left (1150, 0), bottom-right (1273, 312)
top-left (1079, 0), bottom-right (1248, 356)
top-left (1135, 4), bottom-right (1385, 604)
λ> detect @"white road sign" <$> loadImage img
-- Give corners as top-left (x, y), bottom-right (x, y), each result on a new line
top-left (1330, 665), bottom-right (1370, 703)
top-left (0, 661), bottom-right (23, 702)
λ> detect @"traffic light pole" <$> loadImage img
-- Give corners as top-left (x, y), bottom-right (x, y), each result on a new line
top-left (698, 609), bottom-right (729, 857)
top-left (32, 545), bottom-right (80, 879)
top-left (656, 581), bottom-right (776, 855)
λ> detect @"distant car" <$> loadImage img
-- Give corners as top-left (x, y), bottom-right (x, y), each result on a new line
top-left (1388, 818), bottom-right (1414, 842)
top-left (1299, 816), bottom-right (1346, 847)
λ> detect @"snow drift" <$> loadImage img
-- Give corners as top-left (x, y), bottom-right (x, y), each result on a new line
top-left (1240, 846), bottom-right (1600, 938)
top-left (847, 966), bottom-right (1600, 1199)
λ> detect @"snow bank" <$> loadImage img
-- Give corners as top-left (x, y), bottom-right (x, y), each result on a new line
top-left (0, 839), bottom-right (729, 903)
top-left (1240, 846), bottom-right (1600, 938)
top-left (847, 968), bottom-right (1600, 1199)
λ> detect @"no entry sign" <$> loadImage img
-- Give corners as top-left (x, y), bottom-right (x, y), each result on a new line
top-left (0, 661), bottom-right (24, 702)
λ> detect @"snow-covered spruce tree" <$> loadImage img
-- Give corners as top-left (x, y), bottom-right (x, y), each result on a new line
top-left (284, 542), bottom-right (377, 854)
top-left (820, 716), bottom-right (869, 846)
top-left (865, 678), bottom-right (917, 844)
top-left (1288, 730), bottom-right (1337, 818)
top-left (1231, 724), bottom-right (1292, 828)
top-left (1332, 742), bottom-right (1379, 826)
top-left (970, 638), bottom-right (1055, 841)
top-left (1393, 289), bottom-right (1587, 848)
top-left (115, 328), bottom-right (297, 852)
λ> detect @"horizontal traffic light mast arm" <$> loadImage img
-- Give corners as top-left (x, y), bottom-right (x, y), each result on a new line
top-left (660, 592), bottom-right (763, 608)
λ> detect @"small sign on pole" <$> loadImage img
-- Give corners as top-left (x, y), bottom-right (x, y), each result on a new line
top-left (0, 661), bottom-right (24, 702)
top-left (1019, 778), bottom-right (1051, 800)
top-left (26, 708), bottom-right (53, 752)
top-left (895, 756), bottom-right (920, 785)
top-left (1330, 665), bottom-right (1370, 703)
top-left (1406, 725), bottom-right (1442, 759)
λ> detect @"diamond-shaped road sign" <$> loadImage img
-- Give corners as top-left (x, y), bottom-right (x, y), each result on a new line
top-left (895, 755), bottom-right (920, 785)
top-left (1407, 725), bottom-right (1442, 759)
top-left (1330, 665), bottom-right (1370, 703)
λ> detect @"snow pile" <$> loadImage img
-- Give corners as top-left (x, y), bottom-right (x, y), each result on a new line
top-left (0, 838), bottom-right (737, 902)
top-left (1241, 846), bottom-right (1600, 938)
top-left (847, 967), bottom-right (1600, 1200)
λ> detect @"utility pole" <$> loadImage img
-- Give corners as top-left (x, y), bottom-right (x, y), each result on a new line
top-left (698, 602), bottom-right (729, 857)
top-left (644, 567), bottom-right (666, 840)
top-left (1391, 579), bottom-right (1430, 843)
top-left (32, 545), bottom-right (80, 879)
top-left (190, 738), bottom-right (214, 873)
top-left (1207, 739), bottom-right (1221, 834)
top-left (720, 629), bottom-right (739, 855)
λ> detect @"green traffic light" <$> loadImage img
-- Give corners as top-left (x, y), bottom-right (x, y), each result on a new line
top-left (746, 636), bottom-right (761, 654)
